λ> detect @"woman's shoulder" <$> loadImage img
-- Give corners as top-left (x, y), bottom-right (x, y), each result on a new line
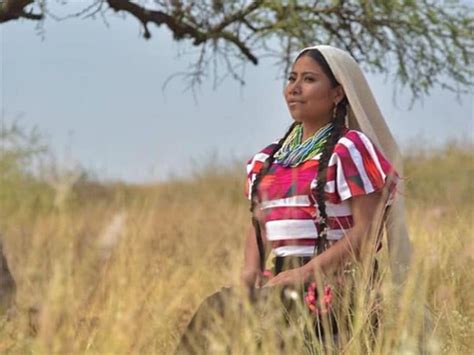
top-left (246, 141), bottom-right (279, 173)
top-left (244, 141), bottom-right (279, 199)
top-left (329, 129), bottom-right (397, 201)
top-left (337, 129), bottom-right (373, 145)
top-left (333, 129), bottom-right (382, 157)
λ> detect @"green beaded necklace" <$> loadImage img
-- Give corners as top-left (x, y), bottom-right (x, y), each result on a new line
top-left (274, 122), bottom-right (334, 167)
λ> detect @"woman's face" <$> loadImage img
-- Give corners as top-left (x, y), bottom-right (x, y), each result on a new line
top-left (284, 54), bottom-right (343, 124)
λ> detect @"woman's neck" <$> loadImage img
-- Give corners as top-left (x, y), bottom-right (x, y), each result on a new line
top-left (301, 118), bottom-right (332, 142)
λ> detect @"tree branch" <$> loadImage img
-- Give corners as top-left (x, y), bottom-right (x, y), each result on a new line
top-left (210, 0), bottom-right (263, 33)
top-left (1, 0), bottom-right (472, 100)
top-left (105, 0), bottom-right (258, 63)
top-left (106, 0), bottom-right (206, 41)
top-left (0, 0), bottom-right (43, 22)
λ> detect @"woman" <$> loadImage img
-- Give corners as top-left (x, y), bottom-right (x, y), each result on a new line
top-left (175, 45), bottom-right (412, 353)
top-left (243, 45), bottom-right (412, 287)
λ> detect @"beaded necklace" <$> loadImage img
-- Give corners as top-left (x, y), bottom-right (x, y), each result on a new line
top-left (274, 122), bottom-right (334, 167)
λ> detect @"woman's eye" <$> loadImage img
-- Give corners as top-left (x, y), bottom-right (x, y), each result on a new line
top-left (304, 77), bottom-right (315, 82)
top-left (288, 76), bottom-right (295, 82)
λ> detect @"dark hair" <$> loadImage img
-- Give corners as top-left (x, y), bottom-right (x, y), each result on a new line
top-left (249, 122), bottom-right (297, 270)
top-left (298, 49), bottom-right (348, 244)
top-left (298, 49), bottom-right (339, 88)
top-left (250, 49), bottom-right (348, 258)
top-left (249, 122), bottom-right (297, 215)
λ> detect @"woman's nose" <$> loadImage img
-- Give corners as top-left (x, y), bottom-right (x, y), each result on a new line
top-left (289, 80), bottom-right (302, 95)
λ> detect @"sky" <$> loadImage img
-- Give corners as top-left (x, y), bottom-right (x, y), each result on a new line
top-left (1, 3), bottom-right (473, 183)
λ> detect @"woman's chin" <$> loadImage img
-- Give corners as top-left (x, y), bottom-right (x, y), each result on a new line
top-left (290, 115), bottom-right (303, 123)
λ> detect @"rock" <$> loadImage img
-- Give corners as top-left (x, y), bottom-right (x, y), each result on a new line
top-left (0, 239), bottom-right (16, 311)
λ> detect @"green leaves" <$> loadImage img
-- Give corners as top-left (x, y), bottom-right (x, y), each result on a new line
top-left (2, 0), bottom-right (473, 101)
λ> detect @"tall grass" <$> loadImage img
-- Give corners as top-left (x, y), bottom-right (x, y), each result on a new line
top-left (0, 127), bottom-right (472, 353)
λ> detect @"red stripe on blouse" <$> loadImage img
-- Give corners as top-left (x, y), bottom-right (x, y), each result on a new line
top-left (272, 238), bottom-right (317, 248)
top-left (258, 160), bottom-right (319, 201)
top-left (347, 131), bottom-right (384, 190)
top-left (334, 142), bottom-right (366, 196)
top-left (263, 206), bottom-right (316, 222)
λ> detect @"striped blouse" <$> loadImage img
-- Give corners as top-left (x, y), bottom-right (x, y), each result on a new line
top-left (245, 129), bottom-right (398, 257)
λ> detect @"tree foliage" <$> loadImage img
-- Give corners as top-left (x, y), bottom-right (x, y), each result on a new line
top-left (1, 0), bottom-right (473, 100)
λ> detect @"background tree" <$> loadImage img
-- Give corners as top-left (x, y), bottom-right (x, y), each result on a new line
top-left (1, 0), bottom-right (473, 100)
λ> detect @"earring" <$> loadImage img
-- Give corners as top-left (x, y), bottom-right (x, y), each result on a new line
top-left (332, 102), bottom-right (338, 120)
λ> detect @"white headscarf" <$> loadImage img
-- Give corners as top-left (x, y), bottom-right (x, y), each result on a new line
top-left (295, 45), bottom-right (412, 285)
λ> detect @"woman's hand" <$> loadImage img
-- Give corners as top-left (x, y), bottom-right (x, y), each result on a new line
top-left (264, 264), bottom-right (312, 288)
top-left (240, 267), bottom-right (263, 289)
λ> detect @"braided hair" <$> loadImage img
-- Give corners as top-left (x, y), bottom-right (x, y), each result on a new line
top-left (249, 123), bottom-right (297, 215)
top-left (249, 122), bottom-right (297, 270)
top-left (313, 98), bottom-right (348, 254)
top-left (249, 49), bottom-right (348, 267)
top-left (300, 49), bottom-right (348, 254)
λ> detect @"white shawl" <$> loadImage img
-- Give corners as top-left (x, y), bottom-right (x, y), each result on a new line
top-left (296, 45), bottom-right (413, 285)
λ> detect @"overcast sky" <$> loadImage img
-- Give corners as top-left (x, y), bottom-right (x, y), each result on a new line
top-left (1, 3), bottom-right (473, 182)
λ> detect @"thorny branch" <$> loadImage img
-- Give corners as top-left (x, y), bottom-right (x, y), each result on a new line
top-left (0, 0), bottom-right (42, 21)
top-left (1, 0), bottom-right (473, 101)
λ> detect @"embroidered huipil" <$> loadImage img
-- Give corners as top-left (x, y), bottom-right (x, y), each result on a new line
top-left (245, 129), bottom-right (398, 257)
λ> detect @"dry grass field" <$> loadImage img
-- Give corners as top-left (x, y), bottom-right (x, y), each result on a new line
top-left (0, 134), bottom-right (472, 354)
